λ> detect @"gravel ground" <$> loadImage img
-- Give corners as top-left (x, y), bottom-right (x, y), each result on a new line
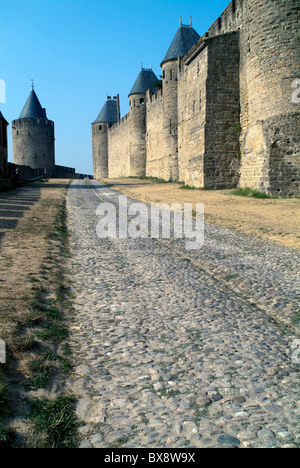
top-left (66, 179), bottom-right (299, 449)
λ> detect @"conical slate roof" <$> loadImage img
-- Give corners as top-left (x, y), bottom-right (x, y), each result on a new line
top-left (161, 24), bottom-right (200, 66)
top-left (0, 111), bottom-right (8, 125)
top-left (92, 98), bottom-right (119, 124)
top-left (128, 68), bottom-right (159, 97)
top-left (19, 90), bottom-right (47, 119)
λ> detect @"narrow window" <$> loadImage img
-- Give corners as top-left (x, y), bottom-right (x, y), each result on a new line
top-left (163, 70), bottom-right (165, 79)
top-left (170, 69), bottom-right (172, 80)
top-left (170, 119), bottom-right (172, 134)
top-left (193, 101), bottom-right (196, 115)
top-left (99, 125), bottom-right (102, 131)
top-left (232, 0), bottom-right (236, 13)
top-left (199, 90), bottom-right (202, 110)
top-left (218, 17), bottom-right (222, 30)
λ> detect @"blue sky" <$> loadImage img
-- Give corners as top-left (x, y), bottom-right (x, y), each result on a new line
top-left (1, 0), bottom-right (229, 175)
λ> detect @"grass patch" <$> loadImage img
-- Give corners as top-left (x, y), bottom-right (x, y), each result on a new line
top-left (36, 322), bottom-right (69, 341)
top-left (180, 184), bottom-right (202, 190)
top-left (231, 187), bottom-right (271, 199)
top-left (129, 176), bottom-right (170, 184)
top-left (0, 379), bottom-right (17, 447)
top-left (28, 394), bottom-right (79, 448)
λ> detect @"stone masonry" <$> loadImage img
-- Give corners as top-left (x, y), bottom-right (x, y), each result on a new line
top-left (92, 0), bottom-right (300, 196)
top-left (12, 88), bottom-right (55, 177)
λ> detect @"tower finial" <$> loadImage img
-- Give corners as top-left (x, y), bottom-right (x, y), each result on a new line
top-left (180, 16), bottom-right (182, 26)
top-left (190, 16), bottom-right (192, 26)
top-left (31, 79), bottom-right (34, 91)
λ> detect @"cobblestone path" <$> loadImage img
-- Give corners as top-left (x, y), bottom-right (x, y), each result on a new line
top-left (66, 179), bottom-right (299, 448)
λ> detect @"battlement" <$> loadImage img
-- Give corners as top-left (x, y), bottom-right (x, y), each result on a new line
top-left (12, 118), bottom-right (54, 128)
top-left (146, 88), bottom-right (163, 108)
top-left (208, 0), bottom-right (246, 36)
top-left (109, 112), bottom-right (130, 133)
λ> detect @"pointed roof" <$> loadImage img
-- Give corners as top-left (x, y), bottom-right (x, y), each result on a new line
top-left (92, 98), bottom-right (119, 124)
top-left (0, 111), bottom-right (8, 125)
top-left (19, 89), bottom-right (47, 119)
top-left (161, 24), bottom-right (200, 66)
top-left (128, 68), bottom-right (159, 97)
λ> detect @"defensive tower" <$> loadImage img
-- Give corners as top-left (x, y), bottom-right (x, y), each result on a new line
top-left (128, 67), bottom-right (158, 176)
top-left (92, 96), bottom-right (120, 179)
top-left (12, 86), bottom-right (55, 176)
top-left (161, 19), bottom-right (200, 181)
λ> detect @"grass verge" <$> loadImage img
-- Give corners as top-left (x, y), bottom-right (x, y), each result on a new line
top-left (231, 187), bottom-right (271, 199)
top-left (0, 181), bottom-right (80, 448)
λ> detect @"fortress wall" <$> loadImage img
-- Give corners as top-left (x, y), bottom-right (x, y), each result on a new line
top-left (178, 46), bottom-right (208, 187)
top-left (239, 0), bottom-right (300, 196)
top-left (12, 118), bottom-right (55, 177)
top-left (204, 32), bottom-right (241, 189)
top-left (145, 89), bottom-right (165, 178)
top-left (108, 114), bottom-right (131, 178)
top-left (206, 0), bottom-right (300, 196)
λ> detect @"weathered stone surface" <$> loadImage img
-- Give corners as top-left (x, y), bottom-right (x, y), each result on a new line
top-left (66, 180), bottom-right (300, 448)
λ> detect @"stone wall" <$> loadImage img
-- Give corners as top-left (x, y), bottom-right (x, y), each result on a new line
top-left (239, 0), bottom-right (300, 196)
top-left (12, 118), bottom-right (55, 177)
top-left (178, 45), bottom-right (208, 187)
top-left (206, 0), bottom-right (300, 196)
top-left (108, 97), bottom-right (148, 178)
top-left (146, 89), bottom-right (165, 178)
top-left (108, 115), bottom-right (131, 178)
top-left (178, 32), bottom-right (240, 189)
top-left (204, 32), bottom-right (240, 189)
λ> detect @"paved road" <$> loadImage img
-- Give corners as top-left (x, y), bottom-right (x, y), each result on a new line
top-left (67, 179), bottom-right (299, 448)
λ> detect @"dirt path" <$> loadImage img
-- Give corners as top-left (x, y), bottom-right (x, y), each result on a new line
top-left (100, 178), bottom-right (300, 250)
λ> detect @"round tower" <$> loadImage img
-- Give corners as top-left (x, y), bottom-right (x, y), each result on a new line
top-left (240, 0), bottom-right (300, 196)
top-left (92, 96), bottom-right (120, 179)
top-left (128, 67), bottom-right (159, 176)
top-left (12, 87), bottom-right (55, 176)
top-left (161, 20), bottom-right (200, 181)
